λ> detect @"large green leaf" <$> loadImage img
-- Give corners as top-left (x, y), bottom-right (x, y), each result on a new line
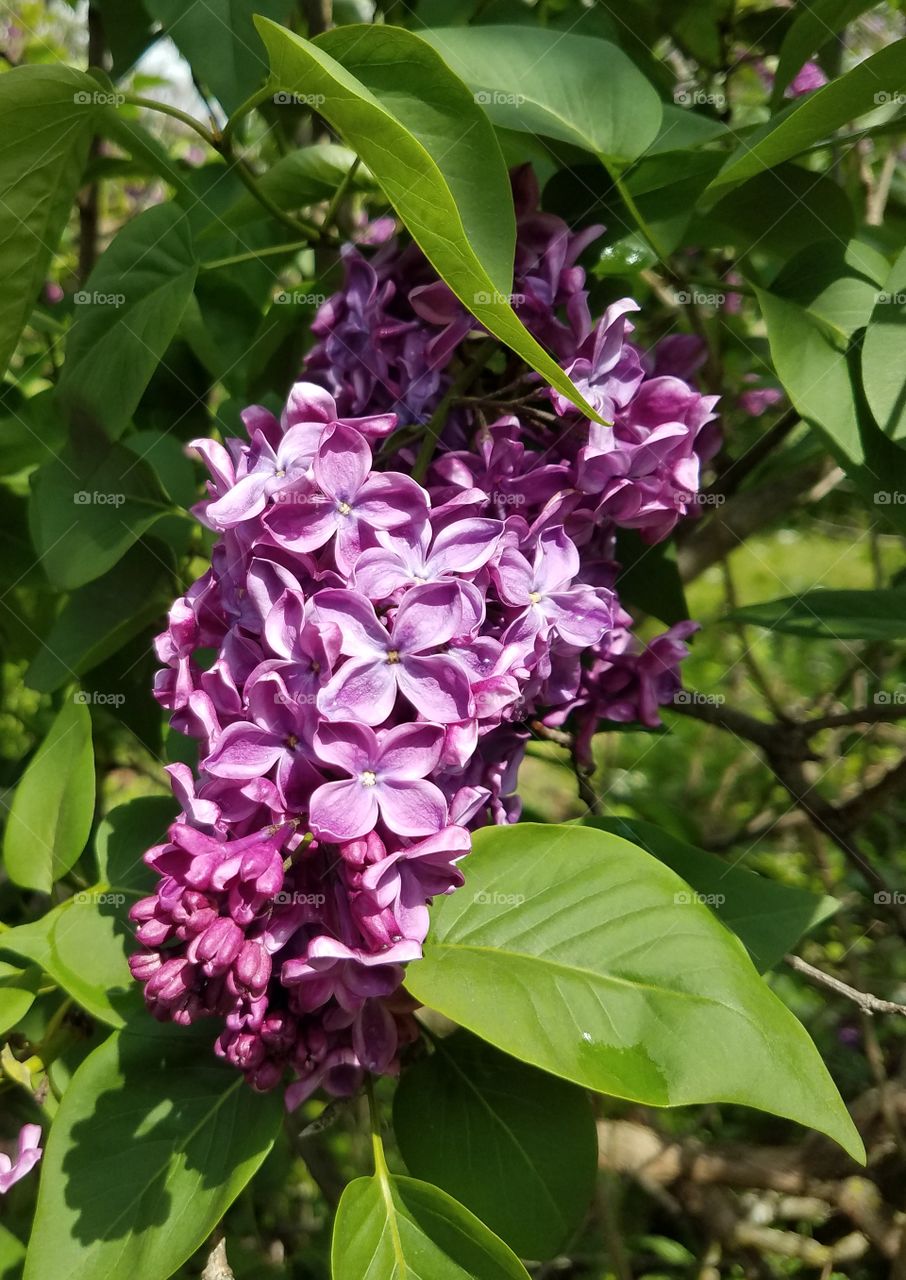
top-left (23, 1021), bottom-right (283, 1280)
top-left (705, 39), bottom-right (906, 199)
top-left (591, 818), bottom-right (837, 971)
top-left (332, 1171), bottom-right (529, 1280)
top-left (26, 541), bottom-right (174, 693)
top-left (0, 65), bottom-right (98, 375)
top-left (729, 588), bottom-right (906, 641)
top-left (29, 438), bottom-right (172, 590)
top-left (0, 961), bottom-right (41, 1037)
top-left (419, 26), bottom-right (663, 164)
top-left (1, 797), bottom-right (176, 1026)
top-left (256, 20), bottom-right (603, 421)
top-left (406, 824), bottom-right (863, 1160)
top-left (862, 246), bottom-right (906, 442)
top-left (3, 698), bottom-right (95, 894)
top-left (772, 0), bottom-right (879, 105)
top-left (55, 204), bottom-right (198, 441)
top-left (144, 0), bottom-right (291, 114)
top-left (393, 1031), bottom-right (596, 1260)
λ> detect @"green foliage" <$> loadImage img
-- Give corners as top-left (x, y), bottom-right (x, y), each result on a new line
top-left (393, 1032), bottom-right (597, 1259)
top-left (405, 824), bottom-right (863, 1159)
top-left (2, 697), bottom-right (95, 893)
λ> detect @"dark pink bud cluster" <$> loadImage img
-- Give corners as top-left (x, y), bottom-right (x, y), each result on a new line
top-left (131, 166), bottom-right (715, 1105)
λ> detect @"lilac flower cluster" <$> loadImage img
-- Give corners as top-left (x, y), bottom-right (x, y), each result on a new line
top-left (132, 167), bottom-right (715, 1104)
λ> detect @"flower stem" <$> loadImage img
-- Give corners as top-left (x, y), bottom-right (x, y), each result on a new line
top-left (121, 93), bottom-right (217, 147)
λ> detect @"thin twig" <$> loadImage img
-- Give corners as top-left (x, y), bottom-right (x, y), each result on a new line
top-left (785, 954), bottom-right (906, 1017)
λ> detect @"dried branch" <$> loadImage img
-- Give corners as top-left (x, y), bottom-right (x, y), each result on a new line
top-left (785, 954), bottom-right (906, 1018)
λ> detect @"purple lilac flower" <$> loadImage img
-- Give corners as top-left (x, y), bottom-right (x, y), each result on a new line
top-left (0, 1126), bottom-right (42, 1194)
top-left (134, 164), bottom-right (716, 1107)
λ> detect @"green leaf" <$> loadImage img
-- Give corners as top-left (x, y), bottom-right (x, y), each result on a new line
top-left (393, 1031), bottom-right (596, 1260)
top-left (704, 39), bottom-right (906, 200)
top-left (0, 961), bottom-right (41, 1037)
top-left (590, 818), bottom-right (837, 971)
top-left (256, 20), bottom-right (603, 421)
top-left (23, 1021), bottom-right (283, 1280)
top-left (419, 26), bottom-right (663, 163)
top-left (0, 1225), bottom-right (26, 1280)
top-left (405, 824), bottom-right (863, 1161)
top-left (55, 204), bottom-right (198, 441)
top-left (3, 698), bottom-right (95, 894)
top-left (1, 797), bottom-right (176, 1026)
top-left (332, 1171), bottom-right (530, 1280)
top-left (615, 531), bottom-right (689, 626)
top-left (219, 142), bottom-right (371, 230)
top-left (700, 164), bottom-right (855, 260)
top-left (94, 0), bottom-right (158, 76)
top-left (772, 0), bottom-right (879, 106)
top-left (29, 438), bottom-right (171, 590)
top-left (26, 542), bottom-right (173, 694)
top-left (862, 246), bottom-right (906, 442)
top-left (729, 588), bottom-right (906, 641)
top-left (144, 0), bottom-right (291, 114)
top-left (0, 65), bottom-right (98, 375)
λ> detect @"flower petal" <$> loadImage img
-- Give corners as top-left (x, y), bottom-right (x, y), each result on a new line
top-left (377, 778), bottom-right (448, 836)
top-left (397, 654), bottom-right (473, 723)
top-left (309, 778), bottom-right (378, 841)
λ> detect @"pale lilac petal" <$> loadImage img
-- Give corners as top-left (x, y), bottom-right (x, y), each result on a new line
top-left (318, 657), bottom-right (398, 726)
top-left (205, 469), bottom-right (272, 528)
top-left (309, 778), bottom-right (378, 841)
top-left (314, 422), bottom-right (371, 501)
top-left (204, 723), bottom-right (283, 779)
top-left (392, 581), bottom-right (463, 653)
top-left (311, 589), bottom-right (387, 657)
top-left (429, 518), bottom-right (503, 575)
top-left (264, 590), bottom-right (306, 660)
top-left (313, 720), bottom-right (378, 774)
top-left (397, 654), bottom-right (473, 723)
top-left (356, 472), bottom-right (429, 528)
top-left (376, 722), bottom-right (444, 778)
top-left (534, 526), bottom-right (580, 594)
top-left (377, 778), bottom-right (448, 836)
top-left (352, 548), bottom-right (411, 598)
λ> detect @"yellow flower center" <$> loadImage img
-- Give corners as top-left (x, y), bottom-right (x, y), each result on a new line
top-left (360, 770), bottom-right (377, 787)
top-left (337, 500), bottom-right (352, 516)
top-left (529, 590), bottom-right (542, 604)
top-left (386, 649), bottom-right (401, 664)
